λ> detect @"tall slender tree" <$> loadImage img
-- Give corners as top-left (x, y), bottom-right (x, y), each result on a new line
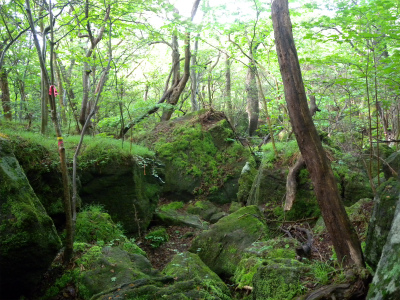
top-left (271, 0), bottom-right (365, 267)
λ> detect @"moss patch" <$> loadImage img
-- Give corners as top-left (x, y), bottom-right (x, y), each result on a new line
top-left (189, 205), bottom-right (269, 276)
top-left (135, 110), bottom-right (250, 203)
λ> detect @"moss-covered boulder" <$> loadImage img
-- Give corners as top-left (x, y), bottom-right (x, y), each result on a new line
top-left (94, 252), bottom-right (232, 300)
top-left (79, 158), bottom-right (161, 234)
top-left (77, 246), bottom-right (159, 299)
top-left (154, 201), bottom-right (209, 229)
top-left (95, 277), bottom-right (231, 300)
top-left (10, 137), bottom-right (70, 228)
top-left (246, 157), bottom-right (287, 207)
top-left (252, 258), bottom-right (307, 300)
top-left (367, 196), bottom-right (400, 300)
top-left (0, 138), bottom-right (62, 298)
top-left (189, 205), bottom-right (269, 277)
top-left (163, 252), bottom-right (231, 298)
top-left (365, 179), bottom-right (400, 270)
top-left (186, 200), bottom-right (227, 223)
top-left (381, 149), bottom-right (400, 180)
top-left (135, 110), bottom-right (250, 204)
top-left (237, 158), bottom-right (258, 204)
top-left (233, 238), bottom-right (300, 289)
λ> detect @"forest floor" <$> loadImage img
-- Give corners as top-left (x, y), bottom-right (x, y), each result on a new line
top-left (33, 199), bottom-right (373, 300)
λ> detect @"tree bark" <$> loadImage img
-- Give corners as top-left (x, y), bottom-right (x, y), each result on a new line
top-left (26, 0), bottom-right (73, 264)
top-left (160, 0), bottom-right (201, 121)
top-left (0, 67), bottom-right (12, 121)
top-left (225, 53), bottom-right (233, 124)
top-left (79, 1), bottom-right (110, 127)
top-left (271, 0), bottom-right (364, 267)
top-left (246, 57), bottom-right (259, 136)
top-left (190, 34), bottom-right (200, 111)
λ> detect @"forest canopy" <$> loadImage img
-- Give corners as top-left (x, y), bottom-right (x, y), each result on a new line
top-left (0, 0), bottom-right (399, 146)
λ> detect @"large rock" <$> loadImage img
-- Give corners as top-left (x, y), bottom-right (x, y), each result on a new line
top-left (367, 195), bottom-right (400, 300)
top-left (189, 205), bottom-right (269, 277)
top-left (95, 251), bottom-right (232, 300)
top-left (381, 150), bottom-right (400, 180)
top-left (136, 110), bottom-right (250, 204)
top-left (163, 252), bottom-right (231, 298)
top-left (79, 160), bottom-right (161, 234)
top-left (78, 246), bottom-right (159, 299)
top-left (0, 138), bottom-right (62, 299)
top-left (233, 238), bottom-right (300, 289)
top-left (365, 179), bottom-right (400, 270)
top-left (252, 258), bottom-right (308, 300)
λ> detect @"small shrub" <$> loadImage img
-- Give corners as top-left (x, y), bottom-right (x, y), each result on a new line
top-left (145, 228), bottom-right (169, 248)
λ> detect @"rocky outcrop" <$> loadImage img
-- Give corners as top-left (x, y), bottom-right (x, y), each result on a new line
top-left (0, 138), bottom-right (61, 299)
top-left (382, 150), bottom-right (400, 180)
top-left (92, 251), bottom-right (231, 300)
top-left (365, 179), bottom-right (400, 270)
top-left (252, 258), bottom-right (308, 300)
top-left (189, 205), bottom-right (269, 277)
top-left (367, 194), bottom-right (400, 300)
top-left (136, 110), bottom-right (250, 204)
top-left (79, 160), bottom-right (161, 234)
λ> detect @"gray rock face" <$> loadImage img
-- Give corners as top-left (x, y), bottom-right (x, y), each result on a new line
top-left (383, 150), bottom-right (400, 180)
top-left (79, 161), bottom-right (161, 234)
top-left (365, 179), bottom-right (400, 270)
top-left (0, 138), bottom-right (62, 299)
top-left (367, 194), bottom-right (400, 300)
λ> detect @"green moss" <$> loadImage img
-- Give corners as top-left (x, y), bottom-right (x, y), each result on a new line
top-left (190, 206), bottom-right (269, 276)
top-left (138, 112), bottom-right (250, 200)
top-left (252, 259), bottom-right (307, 300)
top-left (233, 256), bottom-right (264, 288)
top-left (75, 205), bottom-right (125, 244)
top-left (145, 228), bottom-right (169, 248)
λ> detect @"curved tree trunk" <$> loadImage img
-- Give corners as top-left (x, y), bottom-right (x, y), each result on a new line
top-left (271, 0), bottom-right (365, 267)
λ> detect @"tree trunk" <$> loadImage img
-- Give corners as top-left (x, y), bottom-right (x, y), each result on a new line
top-left (271, 0), bottom-right (365, 267)
top-left (190, 34), bottom-right (199, 111)
top-left (79, 2), bottom-right (110, 127)
top-left (56, 55), bottom-right (80, 132)
top-left (160, 0), bottom-right (201, 121)
top-left (54, 54), bottom-right (67, 124)
top-left (26, 0), bottom-right (73, 264)
top-left (225, 54), bottom-right (233, 124)
top-left (0, 67), bottom-right (12, 121)
top-left (246, 58), bottom-right (259, 136)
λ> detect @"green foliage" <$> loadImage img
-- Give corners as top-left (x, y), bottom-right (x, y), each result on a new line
top-left (159, 201), bottom-right (184, 212)
top-left (261, 140), bottom-right (299, 166)
top-left (145, 228), bottom-right (169, 248)
top-left (311, 261), bottom-right (335, 285)
top-left (75, 205), bottom-right (125, 244)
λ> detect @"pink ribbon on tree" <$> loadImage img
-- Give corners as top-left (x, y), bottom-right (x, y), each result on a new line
top-left (49, 85), bottom-right (58, 97)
